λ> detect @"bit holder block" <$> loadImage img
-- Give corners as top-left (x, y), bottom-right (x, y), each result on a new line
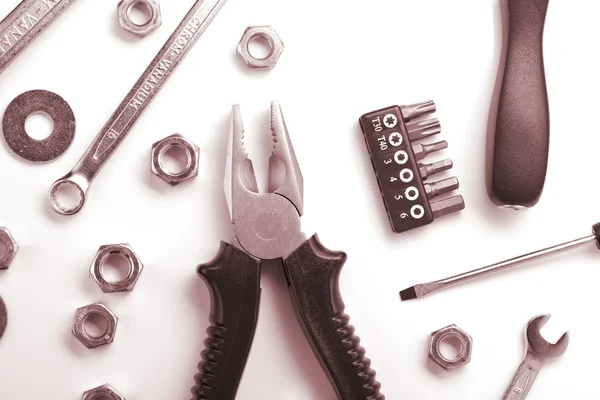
top-left (359, 101), bottom-right (464, 233)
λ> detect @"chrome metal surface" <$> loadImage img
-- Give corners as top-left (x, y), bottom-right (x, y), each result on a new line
top-left (410, 234), bottom-right (596, 299)
top-left (72, 302), bottom-right (118, 349)
top-left (151, 133), bottom-right (199, 186)
top-left (83, 384), bottom-right (125, 400)
top-left (0, 227), bottom-right (18, 270)
top-left (237, 25), bottom-right (284, 69)
top-left (49, 0), bottom-right (228, 215)
top-left (90, 244), bottom-right (144, 293)
top-left (3, 90), bottom-right (75, 162)
top-left (118, 0), bottom-right (161, 38)
top-left (0, 0), bottom-right (77, 74)
top-left (226, 102), bottom-right (305, 260)
top-left (429, 324), bottom-right (472, 371)
top-left (501, 315), bottom-right (569, 399)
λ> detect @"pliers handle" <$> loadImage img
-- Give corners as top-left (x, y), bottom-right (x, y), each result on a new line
top-left (190, 235), bottom-right (384, 400)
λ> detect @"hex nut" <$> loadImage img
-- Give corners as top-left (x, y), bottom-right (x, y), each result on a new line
top-left (429, 324), bottom-right (472, 371)
top-left (237, 26), bottom-right (284, 69)
top-left (0, 227), bottom-right (18, 270)
top-left (90, 244), bottom-right (144, 293)
top-left (72, 303), bottom-right (118, 349)
top-left (83, 384), bottom-right (125, 400)
top-left (151, 133), bottom-right (200, 186)
top-left (118, 0), bottom-right (162, 38)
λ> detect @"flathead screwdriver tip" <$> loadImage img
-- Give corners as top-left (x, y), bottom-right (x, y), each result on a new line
top-left (399, 286), bottom-right (418, 301)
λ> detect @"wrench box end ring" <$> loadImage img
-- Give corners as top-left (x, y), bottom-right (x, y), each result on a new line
top-left (49, 178), bottom-right (86, 216)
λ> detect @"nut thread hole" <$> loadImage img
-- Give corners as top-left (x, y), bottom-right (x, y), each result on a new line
top-left (247, 34), bottom-right (275, 61)
top-left (159, 144), bottom-right (192, 176)
top-left (127, 0), bottom-right (154, 26)
top-left (100, 253), bottom-right (132, 284)
top-left (439, 334), bottom-right (464, 362)
top-left (83, 312), bottom-right (110, 339)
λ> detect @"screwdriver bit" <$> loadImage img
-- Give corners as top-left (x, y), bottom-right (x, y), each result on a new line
top-left (425, 177), bottom-right (460, 199)
top-left (359, 102), bottom-right (464, 233)
top-left (412, 140), bottom-right (448, 161)
top-left (430, 195), bottom-right (465, 218)
top-left (401, 100), bottom-right (436, 121)
top-left (419, 159), bottom-right (453, 180)
top-left (406, 118), bottom-right (441, 141)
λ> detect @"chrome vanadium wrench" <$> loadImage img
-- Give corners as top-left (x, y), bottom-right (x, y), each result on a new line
top-left (0, 0), bottom-right (77, 74)
top-left (49, 0), bottom-right (227, 215)
top-left (502, 315), bottom-right (569, 399)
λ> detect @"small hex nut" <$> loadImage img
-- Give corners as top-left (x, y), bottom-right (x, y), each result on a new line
top-left (72, 303), bottom-right (118, 349)
top-left (83, 384), bottom-right (125, 400)
top-left (118, 0), bottom-right (162, 38)
top-left (0, 227), bottom-right (18, 270)
top-left (151, 133), bottom-right (200, 186)
top-left (237, 26), bottom-right (284, 69)
top-left (90, 244), bottom-right (144, 293)
top-left (429, 324), bottom-right (472, 371)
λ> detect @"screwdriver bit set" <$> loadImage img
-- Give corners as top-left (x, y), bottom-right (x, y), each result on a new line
top-left (359, 101), bottom-right (465, 233)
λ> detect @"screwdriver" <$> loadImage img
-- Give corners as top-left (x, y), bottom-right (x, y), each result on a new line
top-left (400, 222), bottom-right (600, 301)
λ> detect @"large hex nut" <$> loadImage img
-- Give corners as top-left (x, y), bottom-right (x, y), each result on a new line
top-left (83, 384), bottom-right (125, 400)
top-left (151, 133), bottom-right (200, 186)
top-left (237, 26), bottom-right (284, 69)
top-left (429, 324), bottom-right (472, 371)
top-left (118, 0), bottom-right (162, 38)
top-left (90, 244), bottom-right (144, 293)
top-left (72, 303), bottom-right (118, 349)
top-left (0, 227), bottom-right (18, 270)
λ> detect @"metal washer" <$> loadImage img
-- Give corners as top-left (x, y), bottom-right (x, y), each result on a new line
top-left (2, 90), bottom-right (75, 163)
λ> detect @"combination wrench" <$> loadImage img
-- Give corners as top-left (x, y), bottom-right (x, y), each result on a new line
top-left (502, 314), bottom-right (569, 399)
top-left (49, 0), bottom-right (227, 215)
top-left (0, 0), bottom-right (77, 74)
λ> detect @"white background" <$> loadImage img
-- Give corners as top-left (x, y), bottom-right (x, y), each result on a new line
top-left (0, 0), bottom-right (599, 399)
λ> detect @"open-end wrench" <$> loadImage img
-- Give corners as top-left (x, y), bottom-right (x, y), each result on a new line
top-left (48, 0), bottom-right (227, 216)
top-left (502, 314), bottom-right (569, 399)
top-left (0, 0), bottom-right (77, 74)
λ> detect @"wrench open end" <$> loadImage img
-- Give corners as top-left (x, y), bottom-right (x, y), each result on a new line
top-left (526, 314), bottom-right (570, 361)
top-left (49, 177), bottom-right (86, 216)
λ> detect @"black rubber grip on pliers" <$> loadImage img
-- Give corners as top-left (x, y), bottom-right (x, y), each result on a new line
top-left (284, 235), bottom-right (384, 400)
top-left (490, 0), bottom-right (550, 207)
top-left (191, 242), bottom-right (261, 400)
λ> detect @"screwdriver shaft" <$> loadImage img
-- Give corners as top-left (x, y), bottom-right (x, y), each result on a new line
top-left (407, 234), bottom-right (596, 299)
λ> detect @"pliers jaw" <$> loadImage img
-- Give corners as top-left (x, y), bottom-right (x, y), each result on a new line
top-left (224, 101), bottom-right (306, 260)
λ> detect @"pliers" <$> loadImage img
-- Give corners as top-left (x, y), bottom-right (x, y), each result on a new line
top-left (190, 102), bottom-right (384, 400)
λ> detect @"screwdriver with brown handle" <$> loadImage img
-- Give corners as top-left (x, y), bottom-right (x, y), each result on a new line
top-left (489, 0), bottom-right (551, 209)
